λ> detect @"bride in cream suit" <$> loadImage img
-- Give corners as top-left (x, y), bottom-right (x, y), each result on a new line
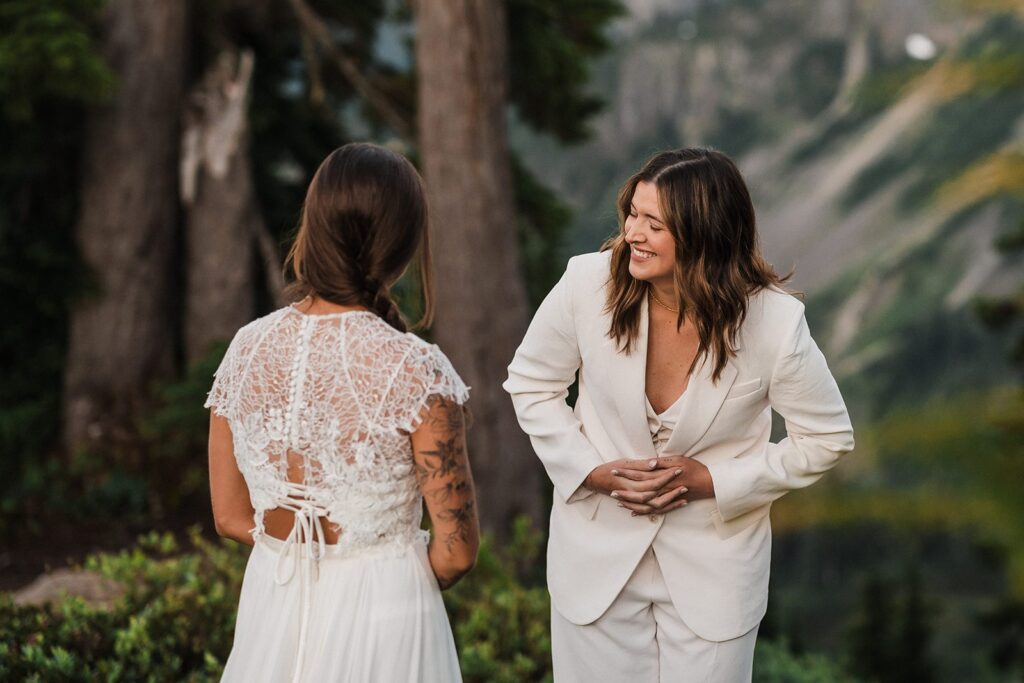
top-left (504, 148), bottom-right (854, 682)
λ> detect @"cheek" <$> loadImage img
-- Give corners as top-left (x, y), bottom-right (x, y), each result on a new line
top-left (653, 233), bottom-right (676, 259)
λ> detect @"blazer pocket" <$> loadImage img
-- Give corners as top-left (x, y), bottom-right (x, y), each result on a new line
top-left (725, 377), bottom-right (762, 401)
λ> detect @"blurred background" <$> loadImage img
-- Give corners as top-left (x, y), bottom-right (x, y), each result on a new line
top-left (2, 0), bottom-right (1023, 680)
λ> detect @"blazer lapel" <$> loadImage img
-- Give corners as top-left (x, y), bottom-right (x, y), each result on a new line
top-left (611, 297), bottom-right (658, 460)
top-left (663, 355), bottom-right (738, 456)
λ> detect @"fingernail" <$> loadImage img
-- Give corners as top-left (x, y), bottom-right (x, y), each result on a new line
top-left (675, 469), bottom-right (682, 475)
top-left (611, 492), bottom-right (619, 498)
top-left (681, 500), bottom-right (688, 505)
top-left (617, 503), bottom-right (625, 508)
top-left (680, 487), bottom-right (688, 493)
top-left (611, 469), bottom-right (619, 475)
top-left (648, 460), bottom-right (657, 468)
top-left (631, 512), bottom-right (638, 517)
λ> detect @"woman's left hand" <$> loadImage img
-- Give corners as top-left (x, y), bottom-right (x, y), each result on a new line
top-left (613, 455), bottom-right (715, 516)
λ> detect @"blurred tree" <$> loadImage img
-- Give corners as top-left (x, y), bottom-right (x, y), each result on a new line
top-left (62, 0), bottom-right (189, 454)
top-left (413, 0), bottom-right (542, 531)
top-left (60, 0), bottom-right (392, 455)
top-left (181, 49), bottom-right (261, 366)
top-left (3, 0), bottom-right (621, 541)
top-left (847, 575), bottom-right (895, 681)
top-left (0, 0), bottom-right (113, 534)
top-left (413, 0), bottom-right (622, 533)
top-left (892, 569), bottom-right (935, 683)
top-left (847, 570), bottom-right (935, 683)
top-left (980, 599), bottom-right (1024, 678)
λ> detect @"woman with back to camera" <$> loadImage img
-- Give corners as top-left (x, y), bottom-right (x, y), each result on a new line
top-left (504, 148), bottom-right (854, 682)
top-left (206, 142), bottom-right (478, 682)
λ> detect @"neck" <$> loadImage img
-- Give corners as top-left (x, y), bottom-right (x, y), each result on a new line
top-left (297, 295), bottom-right (368, 315)
top-left (648, 279), bottom-right (678, 309)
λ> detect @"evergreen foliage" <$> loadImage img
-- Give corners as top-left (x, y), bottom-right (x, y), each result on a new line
top-left (0, 520), bottom-right (858, 682)
top-left (506, 0), bottom-right (624, 144)
top-left (845, 570), bottom-right (936, 683)
top-left (0, 0), bottom-right (110, 537)
top-left (0, 0), bottom-right (113, 119)
top-left (0, 0), bottom-right (625, 537)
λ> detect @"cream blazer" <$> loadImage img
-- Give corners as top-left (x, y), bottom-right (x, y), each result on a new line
top-left (503, 251), bottom-right (854, 641)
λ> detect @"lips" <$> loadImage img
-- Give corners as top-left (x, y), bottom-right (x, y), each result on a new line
top-left (630, 245), bottom-right (655, 260)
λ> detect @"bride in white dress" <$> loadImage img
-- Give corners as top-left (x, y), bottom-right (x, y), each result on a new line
top-left (205, 143), bottom-right (478, 682)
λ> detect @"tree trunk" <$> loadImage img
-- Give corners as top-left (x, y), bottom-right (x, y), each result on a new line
top-left (414, 0), bottom-right (544, 535)
top-left (181, 49), bottom-right (258, 365)
top-left (63, 0), bottom-right (188, 453)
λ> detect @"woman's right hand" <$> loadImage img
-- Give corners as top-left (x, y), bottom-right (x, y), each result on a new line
top-left (584, 459), bottom-right (686, 514)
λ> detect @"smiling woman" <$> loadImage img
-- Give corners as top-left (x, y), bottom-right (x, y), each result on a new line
top-left (504, 147), bottom-right (855, 683)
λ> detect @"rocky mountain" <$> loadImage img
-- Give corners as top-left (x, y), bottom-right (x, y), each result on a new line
top-left (511, 0), bottom-right (1024, 420)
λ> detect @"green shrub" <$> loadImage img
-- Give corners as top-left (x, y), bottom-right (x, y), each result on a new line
top-left (754, 639), bottom-right (860, 683)
top-left (444, 515), bottom-right (553, 683)
top-left (1, 519), bottom-right (855, 682)
top-left (0, 528), bottom-right (244, 682)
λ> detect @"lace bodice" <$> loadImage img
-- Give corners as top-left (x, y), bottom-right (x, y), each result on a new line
top-left (204, 305), bottom-right (469, 553)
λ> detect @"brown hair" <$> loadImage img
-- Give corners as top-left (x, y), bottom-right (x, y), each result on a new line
top-left (284, 142), bottom-right (433, 332)
top-left (602, 148), bottom-right (790, 381)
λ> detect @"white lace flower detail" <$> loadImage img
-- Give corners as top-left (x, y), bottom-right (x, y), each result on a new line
top-left (265, 408), bottom-right (286, 442)
top-left (352, 439), bottom-right (376, 469)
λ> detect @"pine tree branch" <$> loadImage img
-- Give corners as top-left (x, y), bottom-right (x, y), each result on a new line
top-left (254, 215), bottom-right (287, 306)
top-left (285, 0), bottom-right (413, 140)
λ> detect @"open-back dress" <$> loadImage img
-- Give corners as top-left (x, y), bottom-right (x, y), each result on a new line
top-left (205, 304), bottom-right (469, 682)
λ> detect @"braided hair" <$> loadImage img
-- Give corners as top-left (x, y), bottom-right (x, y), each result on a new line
top-left (284, 143), bottom-right (434, 332)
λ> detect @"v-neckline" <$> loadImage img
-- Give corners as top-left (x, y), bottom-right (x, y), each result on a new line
top-left (645, 387), bottom-right (688, 418)
top-left (644, 297), bottom-right (697, 417)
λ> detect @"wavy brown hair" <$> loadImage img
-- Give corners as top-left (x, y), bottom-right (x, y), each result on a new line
top-left (283, 142), bottom-right (433, 332)
top-left (603, 148), bottom-right (790, 381)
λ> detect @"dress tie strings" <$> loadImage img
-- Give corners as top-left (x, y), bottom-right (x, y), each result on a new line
top-left (272, 482), bottom-right (329, 683)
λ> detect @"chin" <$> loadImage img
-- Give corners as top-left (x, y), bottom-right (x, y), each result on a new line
top-left (628, 260), bottom-right (670, 283)
top-left (627, 262), bottom-right (649, 282)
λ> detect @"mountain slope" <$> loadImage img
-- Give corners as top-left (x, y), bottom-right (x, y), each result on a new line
top-left (511, 1), bottom-right (1024, 420)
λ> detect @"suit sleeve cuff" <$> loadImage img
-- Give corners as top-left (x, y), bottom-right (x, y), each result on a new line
top-left (567, 482), bottom-right (596, 503)
top-left (705, 456), bottom-right (757, 522)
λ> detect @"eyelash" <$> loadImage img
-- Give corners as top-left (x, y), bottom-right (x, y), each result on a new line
top-left (629, 208), bottom-right (662, 230)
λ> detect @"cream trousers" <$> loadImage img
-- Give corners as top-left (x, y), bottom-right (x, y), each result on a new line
top-left (550, 546), bottom-right (758, 683)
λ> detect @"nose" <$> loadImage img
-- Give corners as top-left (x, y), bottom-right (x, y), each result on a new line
top-left (625, 222), bottom-right (646, 243)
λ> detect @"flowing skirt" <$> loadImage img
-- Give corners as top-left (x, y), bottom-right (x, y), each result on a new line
top-left (221, 534), bottom-right (462, 682)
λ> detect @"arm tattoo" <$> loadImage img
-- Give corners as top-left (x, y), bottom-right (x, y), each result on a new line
top-left (415, 398), bottom-right (476, 553)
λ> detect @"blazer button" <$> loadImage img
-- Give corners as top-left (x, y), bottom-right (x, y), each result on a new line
top-left (649, 514), bottom-right (658, 523)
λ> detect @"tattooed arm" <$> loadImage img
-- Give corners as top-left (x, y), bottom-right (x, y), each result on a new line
top-left (410, 396), bottom-right (480, 589)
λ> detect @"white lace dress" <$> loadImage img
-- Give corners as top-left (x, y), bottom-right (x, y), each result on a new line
top-left (204, 304), bottom-right (469, 683)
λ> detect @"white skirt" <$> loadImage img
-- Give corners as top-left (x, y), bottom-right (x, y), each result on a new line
top-left (221, 533), bottom-right (462, 682)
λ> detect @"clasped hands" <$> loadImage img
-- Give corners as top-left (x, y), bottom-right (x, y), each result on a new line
top-left (584, 456), bottom-right (715, 517)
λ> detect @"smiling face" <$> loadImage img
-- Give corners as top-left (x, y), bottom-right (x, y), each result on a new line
top-left (624, 180), bottom-right (676, 288)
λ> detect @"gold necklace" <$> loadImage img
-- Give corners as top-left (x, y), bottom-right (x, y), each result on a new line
top-left (649, 289), bottom-right (679, 313)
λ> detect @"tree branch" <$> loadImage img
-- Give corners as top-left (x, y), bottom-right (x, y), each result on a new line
top-left (254, 215), bottom-right (287, 306)
top-left (285, 0), bottom-right (413, 140)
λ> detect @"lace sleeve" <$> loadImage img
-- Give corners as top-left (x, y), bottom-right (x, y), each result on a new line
top-left (389, 341), bottom-right (470, 433)
top-left (203, 324), bottom-right (255, 419)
